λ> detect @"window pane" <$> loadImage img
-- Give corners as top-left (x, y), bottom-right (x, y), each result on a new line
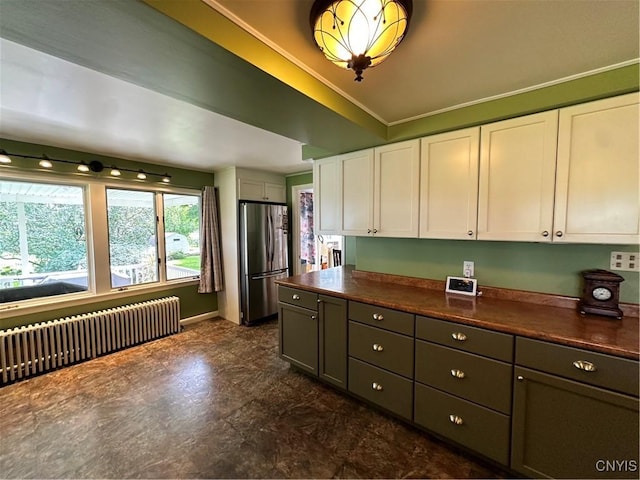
top-left (164, 193), bottom-right (200, 280)
top-left (0, 180), bottom-right (88, 303)
top-left (106, 189), bottom-right (158, 287)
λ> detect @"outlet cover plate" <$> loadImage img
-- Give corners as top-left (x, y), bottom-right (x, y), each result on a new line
top-left (610, 252), bottom-right (640, 272)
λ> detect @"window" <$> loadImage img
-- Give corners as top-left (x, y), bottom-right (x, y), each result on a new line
top-left (0, 176), bottom-right (201, 308)
top-left (164, 193), bottom-right (200, 280)
top-left (106, 189), bottom-right (159, 287)
top-left (0, 180), bottom-right (89, 303)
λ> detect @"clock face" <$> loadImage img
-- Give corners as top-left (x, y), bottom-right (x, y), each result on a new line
top-left (592, 286), bottom-right (612, 301)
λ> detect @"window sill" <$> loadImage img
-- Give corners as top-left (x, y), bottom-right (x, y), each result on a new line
top-left (0, 278), bottom-right (200, 320)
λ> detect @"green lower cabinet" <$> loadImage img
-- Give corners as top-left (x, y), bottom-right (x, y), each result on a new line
top-left (414, 383), bottom-right (511, 465)
top-left (279, 302), bottom-right (318, 375)
top-left (318, 294), bottom-right (347, 389)
top-left (511, 367), bottom-right (640, 479)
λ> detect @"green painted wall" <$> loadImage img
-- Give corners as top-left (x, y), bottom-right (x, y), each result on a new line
top-left (389, 64), bottom-right (639, 143)
top-left (356, 237), bottom-right (639, 304)
top-left (0, 139), bottom-right (218, 329)
top-left (1, 284), bottom-right (215, 330)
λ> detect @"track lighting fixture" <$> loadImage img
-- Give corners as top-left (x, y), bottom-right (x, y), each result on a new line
top-left (0, 149), bottom-right (11, 164)
top-left (0, 150), bottom-right (173, 183)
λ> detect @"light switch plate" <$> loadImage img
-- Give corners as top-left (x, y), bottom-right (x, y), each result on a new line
top-left (445, 276), bottom-right (478, 296)
top-left (610, 251), bottom-right (640, 272)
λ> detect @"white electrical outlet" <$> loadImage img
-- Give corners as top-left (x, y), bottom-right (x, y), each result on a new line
top-left (610, 252), bottom-right (640, 272)
top-left (463, 260), bottom-right (474, 278)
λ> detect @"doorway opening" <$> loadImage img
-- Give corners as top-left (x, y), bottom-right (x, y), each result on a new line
top-left (292, 184), bottom-right (343, 275)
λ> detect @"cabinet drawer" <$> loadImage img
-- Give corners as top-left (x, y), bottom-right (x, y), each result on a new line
top-left (415, 340), bottom-right (512, 414)
top-left (516, 337), bottom-right (639, 396)
top-left (349, 321), bottom-right (414, 378)
top-left (349, 301), bottom-right (414, 336)
top-left (278, 286), bottom-right (318, 311)
top-left (416, 316), bottom-right (513, 362)
top-left (414, 383), bottom-right (510, 465)
top-left (348, 357), bottom-right (413, 420)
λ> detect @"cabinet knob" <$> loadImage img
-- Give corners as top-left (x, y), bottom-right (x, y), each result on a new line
top-left (373, 228), bottom-right (378, 234)
top-left (555, 231), bottom-right (563, 237)
top-left (292, 294), bottom-right (300, 300)
top-left (449, 414), bottom-right (464, 425)
top-left (310, 315), bottom-right (316, 320)
top-left (451, 332), bottom-right (467, 342)
top-left (517, 375), bottom-right (524, 382)
top-left (372, 382), bottom-right (383, 391)
top-left (367, 229), bottom-right (372, 234)
top-left (372, 313), bottom-right (384, 321)
top-left (573, 360), bottom-right (597, 372)
top-left (542, 230), bottom-right (549, 237)
top-left (450, 369), bottom-right (466, 379)
top-left (372, 343), bottom-right (384, 352)
top-left (467, 230), bottom-right (473, 236)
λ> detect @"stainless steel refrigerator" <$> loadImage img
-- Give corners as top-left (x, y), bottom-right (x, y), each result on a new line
top-left (239, 201), bottom-right (289, 325)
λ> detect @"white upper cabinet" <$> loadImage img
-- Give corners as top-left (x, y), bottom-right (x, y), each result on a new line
top-left (477, 111), bottom-right (559, 242)
top-left (373, 140), bottom-right (421, 237)
top-left (313, 155), bottom-right (342, 235)
top-left (553, 93), bottom-right (639, 244)
top-left (419, 128), bottom-right (480, 240)
top-left (237, 171), bottom-right (286, 203)
top-left (340, 140), bottom-right (420, 237)
top-left (340, 149), bottom-right (375, 235)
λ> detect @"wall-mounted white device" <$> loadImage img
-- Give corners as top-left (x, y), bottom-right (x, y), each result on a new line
top-left (446, 276), bottom-right (478, 296)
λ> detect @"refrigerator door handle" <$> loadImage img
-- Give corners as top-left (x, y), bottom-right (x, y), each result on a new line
top-left (251, 269), bottom-right (288, 281)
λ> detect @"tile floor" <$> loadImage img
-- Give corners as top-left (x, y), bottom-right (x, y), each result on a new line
top-left (0, 318), bottom-right (507, 479)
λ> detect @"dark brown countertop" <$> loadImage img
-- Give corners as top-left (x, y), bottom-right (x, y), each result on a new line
top-left (277, 266), bottom-right (639, 360)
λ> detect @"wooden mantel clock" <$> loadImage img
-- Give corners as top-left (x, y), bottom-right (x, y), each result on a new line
top-left (579, 269), bottom-right (624, 319)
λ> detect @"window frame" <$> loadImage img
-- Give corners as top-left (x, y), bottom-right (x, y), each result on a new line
top-left (0, 170), bottom-right (201, 317)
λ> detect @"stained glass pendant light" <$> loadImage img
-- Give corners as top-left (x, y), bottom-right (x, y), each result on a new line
top-left (310, 0), bottom-right (412, 81)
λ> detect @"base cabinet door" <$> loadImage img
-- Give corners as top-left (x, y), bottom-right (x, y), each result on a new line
top-left (279, 303), bottom-right (318, 375)
top-left (318, 294), bottom-right (347, 389)
top-left (511, 367), bottom-right (640, 479)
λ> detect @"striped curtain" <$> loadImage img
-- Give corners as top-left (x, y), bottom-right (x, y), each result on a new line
top-left (198, 186), bottom-right (223, 293)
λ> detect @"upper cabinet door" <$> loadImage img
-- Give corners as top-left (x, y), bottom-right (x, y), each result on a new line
top-left (264, 183), bottom-right (286, 203)
top-left (341, 149), bottom-right (374, 236)
top-left (478, 111), bottom-right (559, 242)
top-left (420, 128), bottom-right (480, 240)
top-left (313, 155), bottom-right (342, 235)
top-left (553, 93), bottom-right (639, 244)
top-left (374, 139), bottom-right (420, 238)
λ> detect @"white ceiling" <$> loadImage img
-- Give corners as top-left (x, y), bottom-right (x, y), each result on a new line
top-left (0, 38), bottom-right (305, 174)
top-left (0, 0), bottom-right (638, 175)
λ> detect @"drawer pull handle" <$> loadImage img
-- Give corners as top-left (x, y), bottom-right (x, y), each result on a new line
top-left (573, 360), bottom-right (597, 372)
top-left (449, 415), bottom-right (464, 425)
top-left (372, 313), bottom-right (384, 321)
top-left (450, 369), bottom-right (466, 379)
top-left (372, 382), bottom-right (383, 391)
top-left (451, 332), bottom-right (467, 342)
top-left (292, 294), bottom-right (300, 300)
top-left (372, 344), bottom-right (384, 352)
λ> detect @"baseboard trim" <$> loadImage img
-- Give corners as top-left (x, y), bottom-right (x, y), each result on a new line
top-left (180, 311), bottom-right (219, 326)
